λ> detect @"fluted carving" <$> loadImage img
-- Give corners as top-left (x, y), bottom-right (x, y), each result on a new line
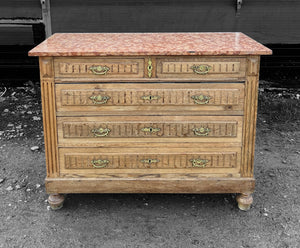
top-left (39, 57), bottom-right (58, 177)
top-left (241, 56), bottom-right (260, 177)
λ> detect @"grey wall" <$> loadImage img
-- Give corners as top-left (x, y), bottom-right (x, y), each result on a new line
top-left (50, 0), bottom-right (300, 44)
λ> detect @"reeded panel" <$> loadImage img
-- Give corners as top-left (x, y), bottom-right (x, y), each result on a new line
top-left (156, 57), bottom-right (246, 80)
top-left (61, 121), bottom-right (238, 138)
top-left (54, 57), bottom-right (144, 78)
top-left (161, 62), bottom-right (240, 74)
top-left (59, 88), bottom-right (241, 106)
top-left (57, 116), bottom-right (243, 145)
top-left (64, 153), bottom-right (237, 169)
top-left (59, 147), bottom-right (241, 173)
top-left (56, 83), bottom-right (245, 114)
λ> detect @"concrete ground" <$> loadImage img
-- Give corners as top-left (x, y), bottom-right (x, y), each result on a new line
top-left (0, 84), bottom-right (299, 248)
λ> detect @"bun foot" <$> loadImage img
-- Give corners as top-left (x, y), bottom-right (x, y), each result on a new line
top-left (48, 194), bottom-right (65, 210)
top-left (236, 193), bottom-right (253, 211)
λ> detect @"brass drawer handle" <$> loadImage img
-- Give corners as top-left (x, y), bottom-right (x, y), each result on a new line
top-left (193, 127), bottom-right (210, 136)
top-left (91, 159), bottom-right (109, 168)
top-left (91, 128), bottom-right (111, 137)
top-left (190, 159), bottom-right (208, 168)
top-left (89, 95), bottom-right (110, 104)
top-left (191, 64), bottom-right (212, 75)
top-left (141, 127), bottom-right (161, 133)
top-left (191, 94), bottom-right (211, 104)
top-left (141, 159), bottom-right (160, 164)
top-left (89, 65), bottom-right (110, 75)
top-left (141, 95), bottom-right (161, 101)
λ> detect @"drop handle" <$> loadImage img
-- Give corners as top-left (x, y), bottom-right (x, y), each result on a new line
top-left (89, 95), bottom-right (110, 104)
top-left (190, 159), bottom-right (209, 168)
top-left (89, 65), bottom-right (110, 75)
top-left (91, 159), bottom-right (110, 168)
top-left (191, 94), bottom-right (211, 104)
top-left (191, 64), bottom-right (212, 75)
top-left (193, 127), bottom-right (210, 136)
top-left (91, 127), bottom-right (111, 137)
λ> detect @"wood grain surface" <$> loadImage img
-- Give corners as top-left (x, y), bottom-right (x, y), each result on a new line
top-left (37, 52), bottom-right (260, 199)
top-left (45, 177), bottom-right (255, 194)
top-left (55, 83), bottom-right (245, 115)
top-left (56, 115), bottom-right (243, 145)
top-left (39, 57), bottom-right (59, 177)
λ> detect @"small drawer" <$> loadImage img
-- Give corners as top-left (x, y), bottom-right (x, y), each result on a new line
top-left (156, 56), bottom-right (246, 81)
top-left (56, 83), bottom-right (244, 115)
top-left (57, 116), bottom-right (243, 145)
top-left (59, 147), bottom-right (241, 176)
top-left (54, 57), bottom-right (144, 80)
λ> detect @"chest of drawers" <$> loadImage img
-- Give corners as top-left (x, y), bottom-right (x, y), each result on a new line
top-left (29, 33), bottom-right (272, 210)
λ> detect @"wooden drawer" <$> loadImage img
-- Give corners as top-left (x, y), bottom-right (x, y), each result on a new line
top-left (57, 116), bottom-right (243, 145)
top-left (56, 83), bottom-right (244, 115)
top-left (59, 147), bottom-right (241, 176)
top-left (156, 56), bottom-right (246, 81)
top-left (54, 57), bottom-right (144, 79)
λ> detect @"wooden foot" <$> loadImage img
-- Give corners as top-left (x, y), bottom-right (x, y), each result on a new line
top-left (48, 194), bottom-right (65, 210)
top-left (236, 193), bottom-right (253, 211)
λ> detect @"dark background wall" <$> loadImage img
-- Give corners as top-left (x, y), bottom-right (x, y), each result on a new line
top-left (1, 0), bottom-right (300, 45)
top-left (50, 0), bottom-right (300, 44)
top-left (1, 0), bottom-right (300, 85)
top-left (0, 0), bottom-right (41, 45)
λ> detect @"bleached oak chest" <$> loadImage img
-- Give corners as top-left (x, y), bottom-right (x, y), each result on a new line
top-left (29, 33), bottom-right (272, 210)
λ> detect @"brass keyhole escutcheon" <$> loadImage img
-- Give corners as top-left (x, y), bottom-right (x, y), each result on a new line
top-left (141, 159), bottom-right (160, 164)
top-left (141, 127), bottom-right (161, 134)
top-left (147, 57), bottom-right (153, 78)
top-left (141, 95), bottom-right (160, 101)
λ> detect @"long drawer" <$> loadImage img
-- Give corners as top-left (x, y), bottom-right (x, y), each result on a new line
top-left (57, 116), bottom-right (243, 145)
top-left (59, 147), bottom-right (241, 176)
top-left (56, 83), bottom-right (244, 115)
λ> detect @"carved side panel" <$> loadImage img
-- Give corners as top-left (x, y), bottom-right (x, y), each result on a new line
top-left (39, 57), bottom-right (58, 177)
top-left (241, 56), bottom-right (260, 177)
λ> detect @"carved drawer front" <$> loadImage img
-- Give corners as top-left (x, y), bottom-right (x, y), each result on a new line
top-left (59, 147), bottom-right (241, 176)
top-left (56, 83), bottom-right (244, 114)
top-left (156, 57), bottom-right (246, 80)
top-left (57, 116), bottom-right (243, 145)
top-left (54, 57), bottom-right (144, 79)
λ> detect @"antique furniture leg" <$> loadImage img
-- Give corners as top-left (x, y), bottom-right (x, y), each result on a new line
top-left (236, 193), bottom-right (253, 211)
top-left (48, 194), bottom-right (65, 210)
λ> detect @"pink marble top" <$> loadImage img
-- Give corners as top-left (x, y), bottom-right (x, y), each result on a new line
top-left (28, 32), bottom-right (272, 57)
